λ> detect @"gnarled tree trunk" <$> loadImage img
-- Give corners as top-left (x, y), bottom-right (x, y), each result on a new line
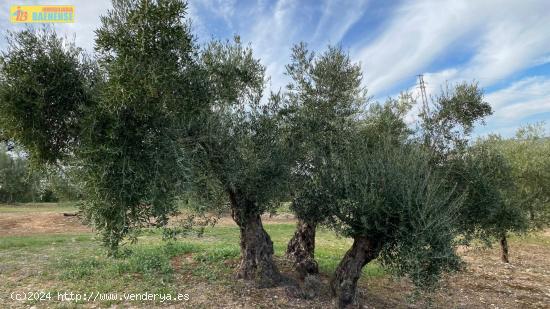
top-left (229, 189), bottom-right (280, 287)
top-left (286, 219), bottom-right (319, 278)
top-left (331, 236), bottom-right (381, 308)
top-left (500, 232), bottom-right (509, 263)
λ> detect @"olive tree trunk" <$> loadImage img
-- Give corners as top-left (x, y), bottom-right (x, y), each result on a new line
top-left (286, 219), bottom-right (319, 277)
top-left (500, 232), bottom-right (509, 263)
top-left (229, 190), bottom-right (280, 287)
top-left (331, 236), bottom-right (381, 308)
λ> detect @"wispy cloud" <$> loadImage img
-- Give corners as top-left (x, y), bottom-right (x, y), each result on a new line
top-left (202, 0), bottom-right (236, 21)
top-left (352, 0), bottom-right (482, 95)
top-left (246, 0), bottom-right (301, 91)
top-left (311, 0), bottom-right (369, 45)
top-left (190, 0), bottom-right (236, 28)
top-left (1, 0), bottom-right (548, 137)
top-left (486, 76), bottom-right (550, 121)
top-left (353, 0), bottom-right (550, 97)
top-left (189, 0), bottom-right (369, 92)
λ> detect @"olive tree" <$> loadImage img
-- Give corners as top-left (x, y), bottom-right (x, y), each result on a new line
top-left (191, 37), bottom-right (290, 286)
top-left (285, 86), bottom-right (460, 306)
top-left (0, 145), bottom-right (30, 202)
top-left (324, 137), bottom-right (462, 308)
top-left (76, 0), bottom-right (195, 254)
top-left (0, 28), bottom-right (96, 164)
top-left (502, 124), bottom-right (550, 229)
top-left (417, 82), bottom-right (541, 263)
top-left (475, 124), bottom-right (550, 262)
top-left (282, 43), bottom-right (367, 276)
top-left (420, 81), bottom-right (492, 161)
top-left (450, 139), bottom-right (526, 263)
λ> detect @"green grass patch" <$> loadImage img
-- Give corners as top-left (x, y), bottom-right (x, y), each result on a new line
top-left (510, 232), bottom-right (550, 245)
top-left (1, 204), bottom-right (549, 307)
top-left (0, 215), bottom-right (452, 307)
top-left (0, 234), bottom-right (93, 249)
top-left (0, 202), bottom-right (78, 213)
top-left (193, 246), bottom-right (240, 263)
top-left (0, 222), bottom-right (385, 286)
top-left (191, 223), bottom-right (385, 277)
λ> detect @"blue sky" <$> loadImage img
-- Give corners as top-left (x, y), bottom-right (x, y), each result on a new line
top-left (1, 0), bottom-right (549, 137)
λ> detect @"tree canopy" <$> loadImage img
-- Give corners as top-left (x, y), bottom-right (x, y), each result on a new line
top-left (0, 29), bottom-right (96, 164)
top-left (0, 1), bottom-right (547, 307)
top-left (76, 0), bottom-right (196, 253)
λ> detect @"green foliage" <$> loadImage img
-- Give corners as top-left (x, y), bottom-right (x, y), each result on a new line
top-left (450, 139), bottom-right (527, 244)
top-left (437, 122), bottom-right (547, 247)
top-left (161, 211), bottom-right (218, 240)
top-left (283, 44), bottom-right (462, 289)
top-left (283, 43), bottom-right (367, 223)
top-left (192, 36), bottom-right (290, 216)
top-left (77, 0), bottom-right (195, 254)
top-left (0, 28), bottom-right (96, 164)
top-left (421, 82), bottom-right (492, 159)
top-left (327, 138), bottom-right (463, 289)
top-left (489, 123), bottom-right (550, 229)
top-left (287, 84), bottom-right (463, 289)
top-left (417, 82), bottom-right (526, 247)
top-left (0, 145), bottom-right (79, 203)
top-left (44, 166), bottom-right (82, 201)
top-left (0, 146), bottom-right (31, 202)
top-left (359, 93), bottom-right (414, 146)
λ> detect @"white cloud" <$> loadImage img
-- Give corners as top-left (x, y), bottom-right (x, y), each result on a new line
top-left (486, 76), bottom-right (550, 121)
top-left (241, 0), bottom-right (369, 92)
top-left (311, 0), bottom-right (369, 45)
top-left (352, 0), bottom-right (482, 95)
top-left (190, 0), bottom-right (236, 28)
top-left (353, 0), bottom-right (550, 96)
top-left (203, 0), bottom-right (236, 20)
top-left (1, 0), bottom-right (548, 138)
top-left (246, 0), bottom-right (300, 91)
top-left (534, 54), bottom-right (550, 66)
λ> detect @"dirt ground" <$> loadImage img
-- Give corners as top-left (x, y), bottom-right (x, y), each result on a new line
top-left (166, 241), bottom-right (550, 309)
top-left (363, 242), bottom-right (550, 308)
top-left (1, 209), bottom-right (549, 308)
top-left (174, 237), bottom-right (550, 309)
top-left (0, 210), bottom-right (292, 236)
top-left (0, 211), bottom-right (91, 236)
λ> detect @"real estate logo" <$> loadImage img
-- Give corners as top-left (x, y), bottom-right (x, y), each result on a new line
top-left (10, 5), bottom-right (74, 23)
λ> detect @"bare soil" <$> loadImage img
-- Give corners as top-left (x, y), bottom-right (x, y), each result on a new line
top-left (0, 211), bottom-right (91, 236)
top-left (173, 241), bottom-right (550, 308)
top-left (0, 211), bottom-right (291, 236)
top-left (1, 210), bottom-right (549, 308)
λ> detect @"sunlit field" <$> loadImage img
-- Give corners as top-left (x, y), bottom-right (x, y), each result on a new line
top-left (1, 203), bottom-right (549, 308)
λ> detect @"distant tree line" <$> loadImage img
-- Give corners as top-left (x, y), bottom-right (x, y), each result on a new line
top-left (0, 145), bottom-right (80, 203)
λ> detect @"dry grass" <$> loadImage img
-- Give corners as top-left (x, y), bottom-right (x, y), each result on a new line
top-left (0, 204), bottom-right (549, 308)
